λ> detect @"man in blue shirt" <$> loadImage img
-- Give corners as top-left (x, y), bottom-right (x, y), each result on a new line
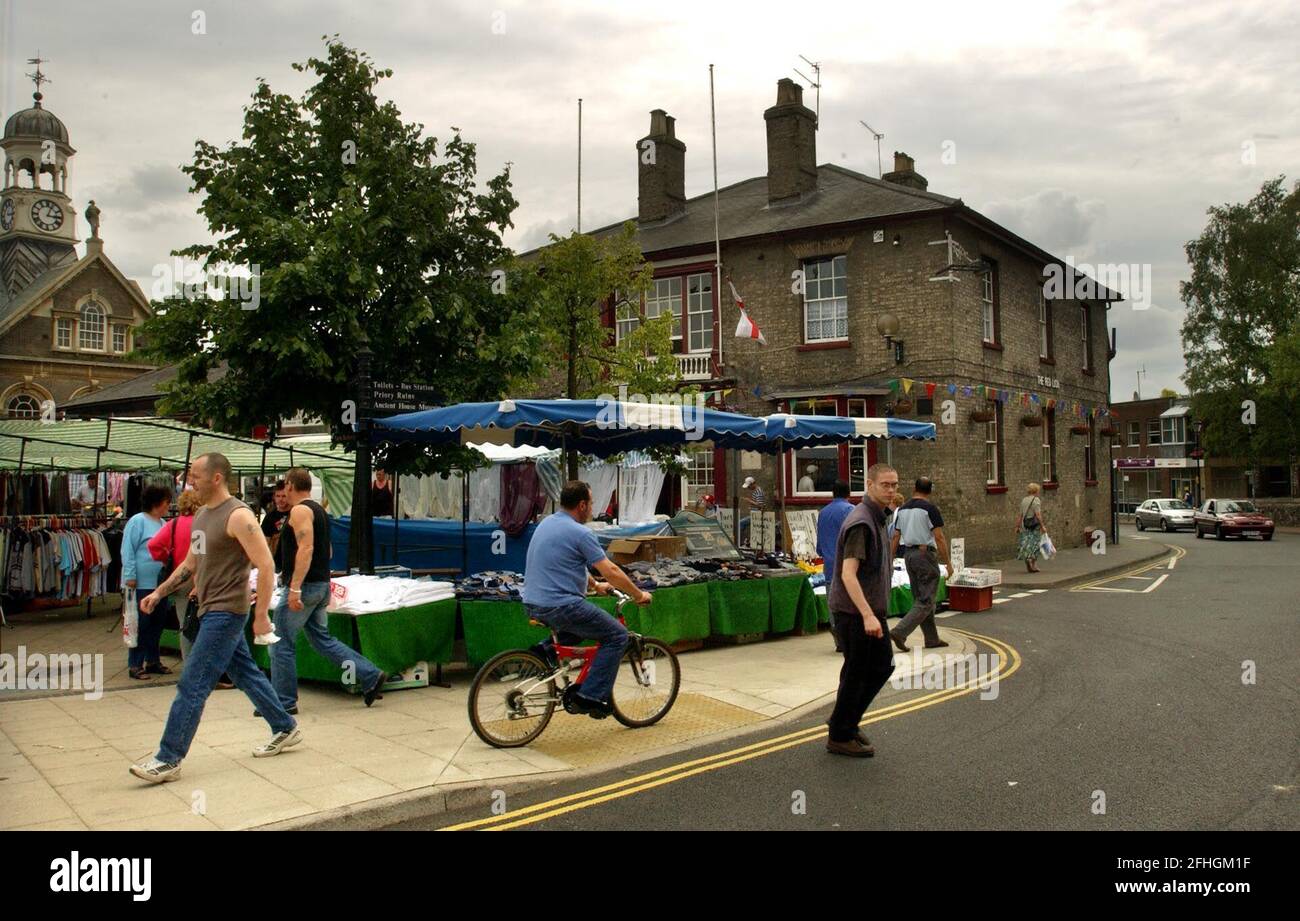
top-left (816, 480), bottom-right (854, 652)
top-left (888, 477), bottom-right (953, 651)
top-left (522, 481), bottom-right (652, 717)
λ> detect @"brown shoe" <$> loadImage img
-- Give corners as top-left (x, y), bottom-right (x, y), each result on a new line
top-left (924, 640), bottom-right (950, 649)
top-left (889, 629), bottom-right (909, 653)
top-left (827, 737), bottom-right (875, 757)
top-left (855, 731), bottom-right (873, 750)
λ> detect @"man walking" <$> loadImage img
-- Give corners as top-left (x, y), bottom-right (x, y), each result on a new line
top-left (888, 477), bottom-right (952, 652)
top-left (816, 480), bottom-right (854, 652)
top-left (825, 463), bottom-right (899, 757)
top-left (740, 476), bottom-right (766, 547)
top-left (129, 453), bottom-right (300, 783)
top-left (267, 467), bottom-right (387, 714)
top-left (521, 481), bottom-right (651, 717)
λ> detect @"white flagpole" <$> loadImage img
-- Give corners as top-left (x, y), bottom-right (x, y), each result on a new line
top-left (577, 97), bottom-right (583, 233)
top-left (710, 65), bottom-right (723, 374)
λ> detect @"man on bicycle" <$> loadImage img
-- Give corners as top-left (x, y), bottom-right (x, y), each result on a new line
top-left (522, 480), bottom-right (652, 718)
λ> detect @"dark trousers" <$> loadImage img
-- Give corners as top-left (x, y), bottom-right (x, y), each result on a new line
top-left (827, 610), bottom-right (896, 742)
top-left (128, 595), bottom-right (171, 669)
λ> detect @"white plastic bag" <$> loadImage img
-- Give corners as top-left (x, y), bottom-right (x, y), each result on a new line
top-left (1039, 532), bottom-right (1056, 560)
top-left (122, 587), bottom-right (139, 648)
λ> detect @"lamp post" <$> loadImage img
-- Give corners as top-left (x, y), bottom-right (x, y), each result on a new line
top-left (876, 312), bottom-right (905, 364)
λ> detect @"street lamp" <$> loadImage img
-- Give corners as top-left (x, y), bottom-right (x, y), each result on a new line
top-left (876, 312), bottom-right (905, 364)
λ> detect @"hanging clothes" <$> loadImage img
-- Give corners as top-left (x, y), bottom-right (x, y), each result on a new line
top-left (499, 463), bottom-right (547, 537)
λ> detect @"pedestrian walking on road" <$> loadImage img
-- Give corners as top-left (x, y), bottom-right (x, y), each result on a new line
top-left (129, 453), bottom-right (300, 784)
top-left (888, 477), bottom-right (952, 652)
top-left (1016, 483), bottom-right (1046, 573)
top-left (824, 463), bottom-right (899, 757)
top-left (816, 480), bottom-right (854, 653)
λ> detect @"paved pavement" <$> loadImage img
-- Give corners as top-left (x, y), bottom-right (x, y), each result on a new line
top-left (402, 527), bottom-right (1298, 831)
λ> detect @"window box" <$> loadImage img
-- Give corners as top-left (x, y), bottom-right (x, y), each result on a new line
top-left (1070, 424), bottom-right (1090, 435)
top-left (1084, 480), bottom-right (1099, 487)
top-left (1099, 424), bottom-right (1118, 438)
top-left (1042, 482), bottom-right (1060, 490)
top-left (971, 409), bottom-right (995, 423)
top-left (796, 340), bottom-right (850, 352)
top-left (985, 485), bottom-right (1008, 494)
top-left (982, 341), bottom-right (1004, 352)
top-left (1020, 414), bottom-right (1044, 428)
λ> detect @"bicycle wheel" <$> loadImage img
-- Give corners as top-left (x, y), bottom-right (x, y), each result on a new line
top-left (611, 637), bottom-right (680, 728)
top-left (468, 650), bottom-right (558, 748)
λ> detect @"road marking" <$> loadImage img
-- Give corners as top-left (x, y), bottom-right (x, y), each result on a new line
top-left (1071, 544), bottom-right (1185, 594)
top-left (935, 612), bottom-right (959, 618)
top-left (992, 598), bottom-right (1011, 604)
top-left (443, 629), bottom-right (1021, 831)
top-left (1028, 589), bottom-right (1048, 594)
top-left (1142, 574), bottom-right (1170, 593)
top-left (1008, 592), bottom-right (1032, 598)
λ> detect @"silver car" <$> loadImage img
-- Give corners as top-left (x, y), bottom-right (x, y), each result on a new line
top-left (1135, 498), bottom-right (1196, 532)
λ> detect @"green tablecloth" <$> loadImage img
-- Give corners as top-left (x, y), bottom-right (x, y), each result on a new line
top-left (707, 579), bottom-right (771, 635)
top-left (814, 577), bottom-right (949, 621)
top-left (768, 575), bottom-right (820, 633)
top-left (618, 583), bottom-right (711, 644)
top-left (460, 600), bottom-right (551, 667)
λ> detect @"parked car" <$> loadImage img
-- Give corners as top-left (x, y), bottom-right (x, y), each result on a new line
top-left (1135, 498), bottom-right (1196, 532)
top-left (1193, 499), bottom-right (1275, 541)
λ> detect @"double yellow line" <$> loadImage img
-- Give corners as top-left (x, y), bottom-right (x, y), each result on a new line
top-left (1069, 543), bottom-right (1185, 592)
top-left (442, 627), bottom-right (1021, 831)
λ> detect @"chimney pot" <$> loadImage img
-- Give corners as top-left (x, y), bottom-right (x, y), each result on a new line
top-left (882, 149), bottom-right (929, 191)
top-left (764, 78), bottom-right (818, 203)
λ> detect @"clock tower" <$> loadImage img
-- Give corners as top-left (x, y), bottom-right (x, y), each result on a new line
top-left (1, 57), bottom-right (79, 299)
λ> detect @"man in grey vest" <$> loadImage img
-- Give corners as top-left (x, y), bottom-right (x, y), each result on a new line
top-left (888, 476), bottom-right (952, 652)
top-left (825, 463), bottom-right (899, 757)
top-left (130, 452), bottom-right (300, 783)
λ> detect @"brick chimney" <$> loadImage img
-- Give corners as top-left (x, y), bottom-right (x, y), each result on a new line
top-left (882, 151), bottom-right (928, 191)
top-left (637, 109), bottom-right (686, 223)
top-left (764, 78), bottom-right (818, 203)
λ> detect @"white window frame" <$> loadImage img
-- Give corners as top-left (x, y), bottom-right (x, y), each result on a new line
top-left (1041, 409), bottom-right (1055, 483)
top-left (1161, 416), bottom-right (1186, 445)
top-left (1127, 421), bottom-right (1141, 447)
top-left (1080, 303), bottom-right (1091, 371)
top-left (1039, 290), bottom-right (1050, 359)
top-left (645, 277), bottom-right (682, 342)
top-left (686, 272), bottom-right (713, 354)
top-left (55, 317), bottom-right (73, 350)
top-left (7, 394), bottom-right (41, 419)
top-left (681, 445), bottom-right (714, 506)
top-left (985, 403), bottom-right (1000, 485)
top-left (112, 324), bottom-right (129, 353)
top-left (802, 255), bottom-right (848, 343)
top-left (847, 398), bottom-right (868, 495)
top-left (981, 269), bottom-right (996, 343)
top-left (613, 292), bottom-right (639, 345)
top-left (1148, 419), bottom-right (1162, 445)
top-left (79, 302), bottom-right (106, 352)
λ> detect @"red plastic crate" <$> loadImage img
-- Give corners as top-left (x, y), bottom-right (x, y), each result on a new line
top-left (947, 585), bottom-right (993, 612)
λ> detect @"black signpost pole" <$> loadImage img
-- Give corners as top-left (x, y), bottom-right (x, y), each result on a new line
top-left (349, 340), bottom-right (375, 574)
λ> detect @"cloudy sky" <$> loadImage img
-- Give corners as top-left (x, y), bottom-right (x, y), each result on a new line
top-left (4, 0), bottom-right (1298, 399)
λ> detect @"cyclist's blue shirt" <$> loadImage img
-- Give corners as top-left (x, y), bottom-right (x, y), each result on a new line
top-left (521, 511), bottom-right (607, 607)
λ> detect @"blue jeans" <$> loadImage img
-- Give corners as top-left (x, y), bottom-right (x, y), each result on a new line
top-left (270, 581), bottom-right (382, 709)
top-left (128, 592), bottom-right (170, 670)
top-left (525, 598), bottom-right (629, 704)
top-left (156, 611), bottom-right (295, 764)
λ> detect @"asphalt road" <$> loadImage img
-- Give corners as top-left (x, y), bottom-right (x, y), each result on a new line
top-left (391, 527), bottom-right (1299, 831)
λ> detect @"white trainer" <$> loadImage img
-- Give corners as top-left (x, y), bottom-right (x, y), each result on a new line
top-left (252, 726), bottom-right (302, 758)
top-left (129, 757), bottom-right (182, 784)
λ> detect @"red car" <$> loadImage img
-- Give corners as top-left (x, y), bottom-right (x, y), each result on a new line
top-left (1194, 499), bottom-right (1275, 541)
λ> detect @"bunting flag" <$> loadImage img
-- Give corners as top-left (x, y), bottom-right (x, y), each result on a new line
top-left (732, 283), bottom-right (767, 345)
top-left (988, 387), bottom-right (998, 401)
top-left (962, 386), bottom-right (973, 397)
top-left (901, 378), bottom-right (915, 395)
top-left (889, 379), bottom-right (901, 393)
top-left (977, 385), bottom-right (986, 397)
top-left (948, 384), bottom-right (957, 395)
top-left (925, 382), bottom-right (936, 399)
top-left (1047, 399), bottom-right (1056, 410)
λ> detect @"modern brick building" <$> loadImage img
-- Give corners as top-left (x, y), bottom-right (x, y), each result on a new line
top-left (1, 80), bottom-right (155, 419)
top-left (578, 78), bottom-right (1121, 562)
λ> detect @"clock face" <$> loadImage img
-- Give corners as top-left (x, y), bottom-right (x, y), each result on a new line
top-left (0, 199), bottom-right (13, 231)
top-left (31, 199), bottom-right (64, 232)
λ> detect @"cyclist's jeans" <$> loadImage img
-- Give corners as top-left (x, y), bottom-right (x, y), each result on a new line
top-left (525, 599), bottom-right (629, 704)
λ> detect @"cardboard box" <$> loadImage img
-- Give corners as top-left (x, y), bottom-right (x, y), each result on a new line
top-left (948, 585), bottom-right (994, 612)
top-left (608, 536), bottom-right (687, 565)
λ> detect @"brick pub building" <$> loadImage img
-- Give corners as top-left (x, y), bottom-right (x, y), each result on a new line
top-left (584, 78), bottom-right (1119, 563)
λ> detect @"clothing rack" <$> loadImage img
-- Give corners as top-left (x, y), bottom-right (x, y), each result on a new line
top-left (0, 512), bottom-right (117, 628)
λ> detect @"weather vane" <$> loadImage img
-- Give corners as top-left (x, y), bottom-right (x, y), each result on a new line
top-left (27, 53), bottom-right (51, 103)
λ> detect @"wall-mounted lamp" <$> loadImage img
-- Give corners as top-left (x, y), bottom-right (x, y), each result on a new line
top-left (892, 234), bottom-right (901, 246)
top-left (876, 312), bottom-right (905, 364)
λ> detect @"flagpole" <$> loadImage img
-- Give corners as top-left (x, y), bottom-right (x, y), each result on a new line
top-left (577, 97), bottom-right (583, 233)
top-left (710, 64), bottom-right (723, 375)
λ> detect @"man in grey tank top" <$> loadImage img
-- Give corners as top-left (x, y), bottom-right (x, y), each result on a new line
top-left (130, 453), bottom-right (301, 784)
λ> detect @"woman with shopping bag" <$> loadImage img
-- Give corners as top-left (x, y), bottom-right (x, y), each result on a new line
top-left (123, 484), bottom-right (175, 678)
top-left (1015, 482), bottom-right (1046, 573)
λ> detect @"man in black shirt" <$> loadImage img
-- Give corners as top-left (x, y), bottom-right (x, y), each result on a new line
top-left (264, 468), bottom-right (386, 715)
top-left (261, 481), bottom-right (289, 540)
top-left (824, 463), bottom-right (899, 757)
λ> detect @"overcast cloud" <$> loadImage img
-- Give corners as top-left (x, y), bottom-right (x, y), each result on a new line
top-left (3, 0), bottom-right (1297, 398)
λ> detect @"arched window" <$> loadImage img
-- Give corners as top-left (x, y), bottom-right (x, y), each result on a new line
top-left (80, 301), bottom-right (105, 351)
top-left (7, 394), bottom-right (42, 419)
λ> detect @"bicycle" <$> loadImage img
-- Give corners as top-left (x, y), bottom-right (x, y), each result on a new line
top-left (467, 590), bottom-right (681, 748)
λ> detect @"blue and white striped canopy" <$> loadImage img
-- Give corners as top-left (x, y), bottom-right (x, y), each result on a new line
top-left (372, 399), bottom-right (936, 456)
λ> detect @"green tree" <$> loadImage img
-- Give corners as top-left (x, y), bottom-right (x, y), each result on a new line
top-left (1180, 176), bottom-right (1300, 493)
top-left (139, 39), bottom-right (542, 562)
top-left (520, 224), bottom-right (688, 477)
top-left (1159, 388), bottom-right (1179, 398)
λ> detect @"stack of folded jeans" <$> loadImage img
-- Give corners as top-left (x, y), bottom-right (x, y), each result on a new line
top-left (455, 570), bottom-right (526, 601)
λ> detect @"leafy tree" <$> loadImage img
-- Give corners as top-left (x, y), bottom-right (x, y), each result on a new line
top-left (1180, 176), bottom-right (1300, 493)
top-left (519, 224), bottom-right (689, 477)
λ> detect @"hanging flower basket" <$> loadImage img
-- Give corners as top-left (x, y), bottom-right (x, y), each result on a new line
top-left (1099, 424), bottom-right (1119, 437)
top-left (893, 398), bottom-right (914, 414)
top-left (1020, 415), bottom-right (1044, 428)
top-left (970, 409), bottom-right (995, 423)
top-left (1070, 424), bottom-right (1090, 435)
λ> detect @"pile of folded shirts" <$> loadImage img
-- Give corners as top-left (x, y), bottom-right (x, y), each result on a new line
top-left (328, 574), bottom-right (456, 615)
top-left (454, 570), bottom-right (525, 601)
